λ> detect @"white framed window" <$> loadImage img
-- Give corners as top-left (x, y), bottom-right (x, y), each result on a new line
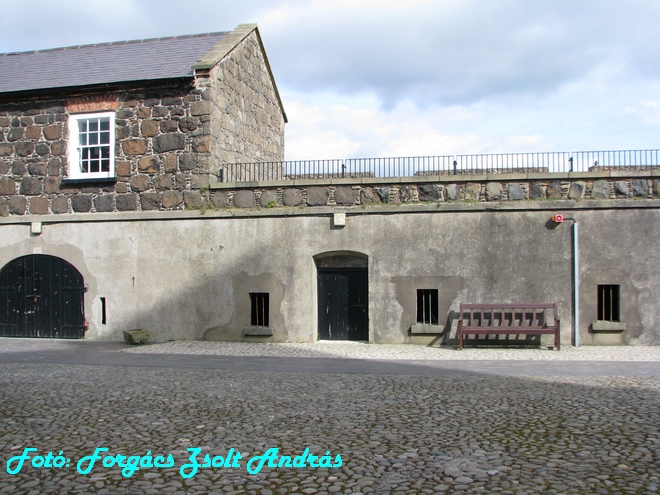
top-left (67, 112), bottom-right (116, 180)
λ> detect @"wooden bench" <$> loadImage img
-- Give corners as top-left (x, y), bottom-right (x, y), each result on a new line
top-left (457, 303), bottom-right (560, 350)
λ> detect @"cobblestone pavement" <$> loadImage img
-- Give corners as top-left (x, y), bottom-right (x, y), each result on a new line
top-left (119, 341), bottom-right (660, 361)
top-left (3, 338), bottom-right (660, 361)
top-left (0, 341), bottom-right (658, 494)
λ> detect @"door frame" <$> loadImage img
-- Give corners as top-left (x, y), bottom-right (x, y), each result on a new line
top-left (0, 254), bottom-right (86, 339)
top-left (314, 251), bottom-right (369, 342)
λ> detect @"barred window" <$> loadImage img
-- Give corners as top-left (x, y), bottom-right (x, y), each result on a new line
top-left (416, 289), bottom-right (438, 325)
top-left (597, 285), bottom-right (620, 322)
top-left (250, 293), bottom-right (270, 327)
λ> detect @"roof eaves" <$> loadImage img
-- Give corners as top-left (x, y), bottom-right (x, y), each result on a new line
top-left (0, 77), bottom-right (193, 102)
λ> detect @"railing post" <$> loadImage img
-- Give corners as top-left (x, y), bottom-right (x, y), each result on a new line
top-left (224, 149), bottom-right (658, 182)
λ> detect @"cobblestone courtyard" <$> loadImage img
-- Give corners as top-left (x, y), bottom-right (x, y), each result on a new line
top-left (0, 342), bottom-right (658, 494)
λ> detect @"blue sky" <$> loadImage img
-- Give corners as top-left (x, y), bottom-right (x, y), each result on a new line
top-left (2, 0), bottom-right (659, 160)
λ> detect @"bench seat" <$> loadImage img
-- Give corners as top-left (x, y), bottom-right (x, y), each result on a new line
top-left (457, 303), bottom-right (560, 350)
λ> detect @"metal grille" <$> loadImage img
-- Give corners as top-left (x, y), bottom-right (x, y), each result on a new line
top-left (597, 285), bottom-right (620, 322)
top-left (416, 289), bottom-right (438, 325)
top-left (250, 293), bottom-right (269, 327)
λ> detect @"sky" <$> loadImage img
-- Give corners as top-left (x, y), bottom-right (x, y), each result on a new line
top-left (2, 0), bottom-right (659, 161)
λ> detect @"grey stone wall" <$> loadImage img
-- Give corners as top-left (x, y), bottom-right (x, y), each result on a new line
top-left (0, 83), bottom-right (214, 216)
top-left (210, 30), bottom-right (286, 181)
top-left (0, 31), bottom-right (286, 217)
top-left (208, 175), bottom-right (659, 209)
top-left (1, 202), bottom-right (657, 346)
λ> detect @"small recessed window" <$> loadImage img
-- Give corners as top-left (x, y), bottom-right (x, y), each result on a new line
top-left (416, 289), bottom-right (438, 325)
top-left (250, 293), bottom-right (269, 327)
top-left (100, 297), bottom-right (107, 325)
top-left (597, 285), bottom-right (620, 322)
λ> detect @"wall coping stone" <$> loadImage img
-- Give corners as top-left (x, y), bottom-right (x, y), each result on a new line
top-left (2, 199), bottom-right (658, 226)
top-left (192, 24), bottom-right (257, 70)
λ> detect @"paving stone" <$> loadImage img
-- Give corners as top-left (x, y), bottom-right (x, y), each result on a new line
top-left (259, 190), bottom-right (278, 208)
top-left (418, 184), bottom-right (441, 202)
top-left (397, 186), bottom-right (412, 203)
top-left (615, 181), bottom-right (630, 197)
top-left (444, 184), bottom-right (460, 201)
top-left (568, 181), bottom-right (585, 200)
top-left (485, 182), bottom-right (502, 201)
top-left (0, 341), bottom-right (658, 495)
top-left (376, 187), bottom-right (390, 203)
top-left (591, 180), bottom-right (610, 199)
top-left (282, 188), bottom-right (302, 206)
top-left (334, 186), bottom-right (357, 205)
top-left (633, 179), bottom-right (649, 198)
top-left (546, 181), bottom-right (563, 199)
top-left (360, 187), bottom-right (379, 205)
top-left (233, 190), bottom-right (255, 208)
top-left (306, 187), bottom-right (329, 206)
top-left (507, 183), bottom-right (524, 200)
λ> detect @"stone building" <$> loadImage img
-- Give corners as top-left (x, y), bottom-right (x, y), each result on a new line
top-left (0, 23), bottom-right (286, 217)
top-left (1, 25), bottom-right (659, 347)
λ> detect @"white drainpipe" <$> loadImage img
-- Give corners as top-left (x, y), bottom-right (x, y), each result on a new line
top-left (573, 221), bottom-right (580, 347)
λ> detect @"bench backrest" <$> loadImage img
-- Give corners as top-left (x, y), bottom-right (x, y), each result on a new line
top-left (459, 303), bottom-right (558, 328)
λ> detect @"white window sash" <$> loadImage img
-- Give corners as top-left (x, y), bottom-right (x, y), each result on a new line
top-left (67, 111), bottom-right (116, 179)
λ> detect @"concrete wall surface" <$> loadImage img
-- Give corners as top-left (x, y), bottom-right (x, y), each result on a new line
top-left (1, 202), bottom-right (658, 345)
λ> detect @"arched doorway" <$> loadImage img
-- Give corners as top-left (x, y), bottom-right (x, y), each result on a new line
top-left (0, 255), bottom-right (86, 339)
top-left (315, 252), bottom-right (369, 341)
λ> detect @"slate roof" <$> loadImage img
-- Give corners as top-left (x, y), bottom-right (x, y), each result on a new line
top-left (0, 32), bottom-right (230, 95)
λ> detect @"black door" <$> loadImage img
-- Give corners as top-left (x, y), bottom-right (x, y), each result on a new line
top-left (0, 255), bottom-right (86, 339)
top-left (318, 268), bottom-right (368, 341)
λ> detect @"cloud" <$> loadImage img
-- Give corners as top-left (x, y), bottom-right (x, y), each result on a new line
top-left (626, 100), bottom-right (660, 126)
top-left (282, 91), bottom-right (556, 160)
top-left (264, 0), bottom-right (660, 110)
top-left (2, 0), bottom-right (659, 160)
top-left (0, 1), bottom-right (274, 51)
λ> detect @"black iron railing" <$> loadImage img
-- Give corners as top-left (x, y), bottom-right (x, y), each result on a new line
top-left (219, 149), bottom-right (660, 182)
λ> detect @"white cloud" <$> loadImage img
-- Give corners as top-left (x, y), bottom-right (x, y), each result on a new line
top-left (626, 100), bottom-right (660, 126)
top-left (2, 0), bottom-right (659, 160)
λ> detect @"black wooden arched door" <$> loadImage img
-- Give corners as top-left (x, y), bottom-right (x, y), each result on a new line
top-left (316, 253), bottom-right (369, 341)
top-left (0, 255), bottom-right (86, 339)
top-left (318, 268), bottom-right (368, 341)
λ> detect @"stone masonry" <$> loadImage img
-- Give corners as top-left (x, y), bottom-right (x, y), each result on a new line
top-left (208, 174), bottom-right (659, 208)
top-left (0, 85), bottom-right (213, 216)
top-left (0, 30), bottom-right (285, 217)
top-left (209, 30), bottom-right (285, 179)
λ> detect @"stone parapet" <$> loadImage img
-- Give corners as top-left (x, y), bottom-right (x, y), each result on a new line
top-left (206, 173), bottom-right (659, 209)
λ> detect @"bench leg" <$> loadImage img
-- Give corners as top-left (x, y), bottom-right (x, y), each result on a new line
top-left (555, 330), bottom-right (560, 351)
top-left (458, 331), bottom-right (463, 350)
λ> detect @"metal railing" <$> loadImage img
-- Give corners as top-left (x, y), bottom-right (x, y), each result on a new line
top-left (219, 149), bottom-right (660, 182)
